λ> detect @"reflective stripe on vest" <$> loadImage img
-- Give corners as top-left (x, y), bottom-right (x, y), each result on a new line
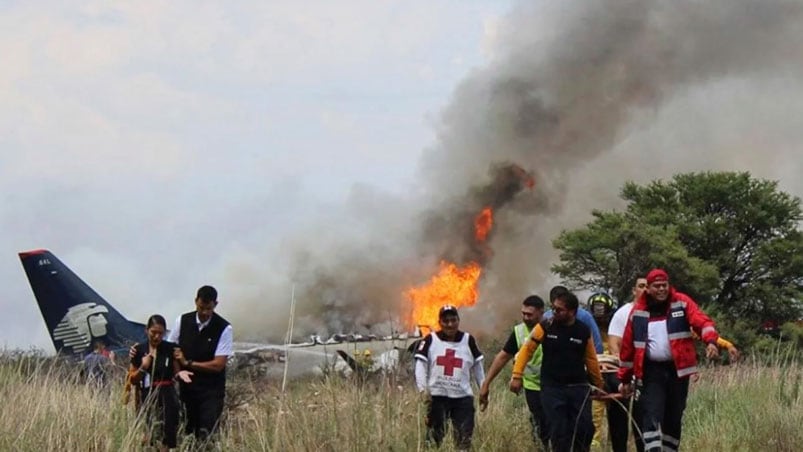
top-left (669, 300), bottom-right (703, 378)
top-left (632, 310), bottom-right (649, 346)
top-left (677, 365), bottom-right (698, 378)
top-left (636, 299), bottom-right (703, 379)
top-left (701, 326), bottom-right (717, 337)
top-left (667, 300), bottom-right (691, 336)
top-left (514, 323), bottom-right (541, 390)
top-left (668, 331), bottom-right (692, 340)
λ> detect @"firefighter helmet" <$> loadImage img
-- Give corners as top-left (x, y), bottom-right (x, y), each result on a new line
top-left (588, 292), bottom-right (615, 322)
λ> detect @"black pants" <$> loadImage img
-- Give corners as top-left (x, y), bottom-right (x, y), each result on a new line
top-left (140, 386), bottom-right (180, 448)
top-left (180, 385), bottom-right (225, 443)
top-left (639, 361), bottom-right (689, 452)
top-left (525, 388), bottom-right (550, 450)
top-left (427, 396), bottom-right (475, 449)
top-left (541, 384), bottom-right (594, 452)
top-left (603, 373), bottom-right (644, 452)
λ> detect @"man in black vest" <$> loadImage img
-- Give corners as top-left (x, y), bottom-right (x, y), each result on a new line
top-left (168, 285), bottom-right (233, 443)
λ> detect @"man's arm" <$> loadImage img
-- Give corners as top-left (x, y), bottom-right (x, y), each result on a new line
top-left (180, 356), bottom-right (228, 373)
top-left (607, 303), bottom-right (631, 355)
top-left (166, 315), bottom-right (182, 344)
top-left (578, 310), bottom-right (604, 354)
top-left (178, 325), bottom-right (232, 373)
top-left (479, 330), bottom-right (517, 410)
top-left (479, 350), bottom-right (513, 411)
top-left (584, 339), bottom-right (604, 390)
top-left (682, 295), bottom-right (719, 344)
top-left (608, 335), bottom-right (623, 356)
top-left (414, 358), bottom-right (428, 393)
top-left (692, 330), bottom-right (737, 352)
top-left (481, 351), bottom-right (514, 390)
top-left (472, 359), bottom-right (486, 389)
top-left (413, 334), bottom-right (433, 394)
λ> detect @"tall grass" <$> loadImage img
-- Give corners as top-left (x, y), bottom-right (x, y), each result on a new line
top-left (1, 350), bottom-right (799, 451)
top-left (683, 353), bottom-right (803, 452)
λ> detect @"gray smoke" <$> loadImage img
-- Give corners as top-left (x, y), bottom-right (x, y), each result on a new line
top-left (229, 0), bottom-right (803, 340)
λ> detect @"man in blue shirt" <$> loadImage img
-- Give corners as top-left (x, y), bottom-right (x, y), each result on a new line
top-left (543, 286), bottom-right (603, 354)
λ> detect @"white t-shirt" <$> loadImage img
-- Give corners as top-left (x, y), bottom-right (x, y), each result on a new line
top-left (646, 319), bottom-right (672, 361)
top-left (608, 301), bottom-right (634, 338)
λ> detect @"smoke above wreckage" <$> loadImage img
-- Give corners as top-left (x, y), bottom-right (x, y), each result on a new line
top-left (230, 0), bottom-right (803, 341)
top-left (405, 164), bottom-right (535, 333)
top-left (275, 164), bottom-right (535, 340)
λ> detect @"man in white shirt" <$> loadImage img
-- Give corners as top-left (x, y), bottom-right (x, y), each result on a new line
top-left (606, 278), bottom-right (648, 452)
top-left (168, 285), bottom-right (233, 443)
top-left (608, 278), bottom-right (648, 355)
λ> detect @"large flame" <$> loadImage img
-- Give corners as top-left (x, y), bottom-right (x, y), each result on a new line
top-left (404, 207), bottom-right (494, 333)
top-left (404, 261), bottom-right (482, 333)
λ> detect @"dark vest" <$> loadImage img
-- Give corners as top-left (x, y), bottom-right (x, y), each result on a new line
top-left (178, 312), bottom-right (229, 390)
top-left (540, 318), bottom-right (591, 386)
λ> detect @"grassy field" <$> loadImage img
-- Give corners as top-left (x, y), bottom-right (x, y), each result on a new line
top-left (1, 349), bottom-right (800, 451)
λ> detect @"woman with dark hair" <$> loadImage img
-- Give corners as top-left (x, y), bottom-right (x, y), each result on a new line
top-left (129, 315), bottom-right (193, 451)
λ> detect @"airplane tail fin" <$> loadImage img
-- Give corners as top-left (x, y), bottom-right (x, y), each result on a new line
top-left (335, 350), bottom-right (360, 373)
top-left (19, 249), bottom-right (146, 356)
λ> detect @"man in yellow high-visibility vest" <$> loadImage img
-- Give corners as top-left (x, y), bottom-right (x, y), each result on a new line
top-left (479, 295), bottom-right (548, 449)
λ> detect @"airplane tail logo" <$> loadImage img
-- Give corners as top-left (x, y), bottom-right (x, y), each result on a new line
top-left (52, 303), bottom-right (110, 354)
top-left (19, 249), bottom-right (146, 356)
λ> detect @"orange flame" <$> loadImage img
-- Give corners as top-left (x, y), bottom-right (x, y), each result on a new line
top-left (404, 206), bottom-right (495, 333)
top-left (404, 261), bottom-right (482, 334)
top-left (474, 207), bottom-right (493, 242)
top-left (509, 163), bottom-right (535, 189)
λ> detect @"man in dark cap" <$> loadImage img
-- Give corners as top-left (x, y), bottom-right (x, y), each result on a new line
top-left (617, 269), bottom-right (720, 452)
top-left (414, 305), bottom-right (485, 451)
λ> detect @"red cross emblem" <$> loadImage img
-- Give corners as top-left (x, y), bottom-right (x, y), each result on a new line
top-left (435, 348), bottom-right (463, 376)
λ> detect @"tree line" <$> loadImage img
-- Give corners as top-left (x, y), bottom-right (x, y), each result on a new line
top-left (551, 171), bottom-right (802, 349)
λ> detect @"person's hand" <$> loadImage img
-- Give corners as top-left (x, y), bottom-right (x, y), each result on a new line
top-left (479, 385), bottom-right (489, 412)
top-left (509, 377), bottom-right (523, 395)
top-left (175, 370), bottom-right (193, 383)
top-left (705, 343), bottom-right (719, 359)
top-left (727, 346), bottom-right (740, 362)
top-left (173, 347), bottom-right (186, 365)
top-left (618, 382), bottom-right (633, 397)
top-left (600, 362), bottom-right (619, 373)
top-left (590, 387), bottom-right (608, 400)
top-left (140, 353), bottom-right (153, 370)
top-left (128, 345), bottom-right (137, 360)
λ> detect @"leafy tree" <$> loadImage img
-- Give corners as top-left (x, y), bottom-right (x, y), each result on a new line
top-left (553, 172), bottom-right (803, 321)
top-left (552, 212), bottom-right (718, 303)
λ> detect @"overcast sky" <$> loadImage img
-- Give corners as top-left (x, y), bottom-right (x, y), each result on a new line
top-left (3, 1), bottom-right (802, 352)
top-left (1, 1), bottom-right (518, 351)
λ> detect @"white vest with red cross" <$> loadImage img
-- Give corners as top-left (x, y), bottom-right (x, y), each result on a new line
top-left (425, 332), bottom-right (476, 398)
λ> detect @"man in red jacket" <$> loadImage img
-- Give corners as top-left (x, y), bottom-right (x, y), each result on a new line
top-left (617, 269), bottom-right (719, 452)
